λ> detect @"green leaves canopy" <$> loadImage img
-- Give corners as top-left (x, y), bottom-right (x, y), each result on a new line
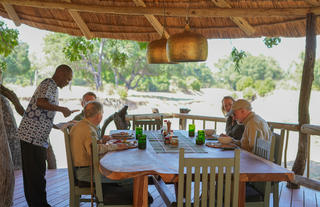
top-left (214, 53), bottom-right (283, 96)
top-left (0, 21), bottom-right (19, 72)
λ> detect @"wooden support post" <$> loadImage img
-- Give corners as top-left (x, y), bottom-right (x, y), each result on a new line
top-left (133, 175), bottom-right (148, 207)
top-left (179, 108), bottom-right (190, 130)
top-left (284, 130), bottom-right (289, 168)
top-left (290, 13), bottom-right (316, 188)
top-left (307, 134), bottom-right (311, 178)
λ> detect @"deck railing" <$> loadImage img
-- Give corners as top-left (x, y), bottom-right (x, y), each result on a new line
top-left (126, 113), bottom-right (320, 180)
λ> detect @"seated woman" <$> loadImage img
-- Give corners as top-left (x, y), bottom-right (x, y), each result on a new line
top-left (221, 96), bottom-right (244, 140)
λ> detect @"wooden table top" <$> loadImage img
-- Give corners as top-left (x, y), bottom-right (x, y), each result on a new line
top-left (99, 130), bottom-right (294, 183)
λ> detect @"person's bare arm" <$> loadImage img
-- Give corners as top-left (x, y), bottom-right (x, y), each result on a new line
top-left (36, 98), bottom-right (72, 117)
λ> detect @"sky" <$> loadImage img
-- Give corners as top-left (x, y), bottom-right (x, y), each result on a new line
top-left (2, 16), bottom-right (320, 72)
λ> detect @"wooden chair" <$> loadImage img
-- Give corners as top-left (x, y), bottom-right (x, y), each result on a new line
top-left (91, 136), bottom-right (133, 207)
top-left (132, 115), bottom-right (163, 130)
top-left (177, 148), bottom-right (240, 207)
top-left (246, 133), bottom-right (276, 207)
top-left (271, 129), bottom-right (285, 207)
top-left (63, 128), bottom-right (91, 207)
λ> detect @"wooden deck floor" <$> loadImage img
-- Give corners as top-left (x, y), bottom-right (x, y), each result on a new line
top-left (14, 169), bottom-right (320, 207)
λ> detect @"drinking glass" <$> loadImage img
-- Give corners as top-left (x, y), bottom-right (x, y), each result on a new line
top-left (188, 124), bottom-right (195, 137)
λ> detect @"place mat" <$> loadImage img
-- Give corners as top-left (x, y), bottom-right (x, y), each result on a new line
top-left (147, 131), bottom-right (207, 153)
top-left (206, 142), bottom-right (238, 150)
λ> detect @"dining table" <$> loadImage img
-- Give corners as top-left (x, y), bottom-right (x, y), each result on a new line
top-left (99, 130), bottom-right (294, 207)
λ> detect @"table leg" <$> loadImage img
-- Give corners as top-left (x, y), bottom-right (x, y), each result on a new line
top-left (133, 175), bottom-right (148, 207)
top-left (238, 181), bottom-right (246, 207)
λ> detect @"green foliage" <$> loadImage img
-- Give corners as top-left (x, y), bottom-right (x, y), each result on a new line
top-left (187, 76), bottom-right (201, 91)
top-left (0, 21), bottom-right (19, 72)
top-left (214, 54), bottom-right (283, 94)
top-left (263, 37), bottom-right (281, 48)
top-left (177, 79), bottom-right (188, 91)
top-left (117, 86), bottom-right (128, 99)
top-left (0, 21), bottom-right (19, 57)
top-left (231, 47), bottom-right (247, 72)
top-left (236, 76), bottom-right (253, 91)
top-left (254, 78), bottom-right (275, 96)
top-left (62, 37), bottom-right (95, 61)
top-left (290, 52), bottom-right (320, 90)
top-left (44, 33), bottom-right (213, 92)
top-left (1, 42), bottom-right (32, 84)
top-left (0, 61), bottom-right (7, 71)
top-left (243, 87), bottom-right (256, 100)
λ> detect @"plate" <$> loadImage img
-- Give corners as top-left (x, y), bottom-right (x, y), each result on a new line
top-left (111, 132), bottom-right (134, 139)
top-left (109, 140), bottom-right (137, 148)
top-left (206, 134), bottom-right (219, 140)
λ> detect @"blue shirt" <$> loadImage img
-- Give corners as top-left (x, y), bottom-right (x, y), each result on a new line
top-left (17, 78), bottom-right (58, 148)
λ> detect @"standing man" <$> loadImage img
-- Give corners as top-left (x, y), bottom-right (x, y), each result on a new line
top-left (16, 64), bottom-right (75, 207)
top-left (227, 99), bottom-right (272, 152)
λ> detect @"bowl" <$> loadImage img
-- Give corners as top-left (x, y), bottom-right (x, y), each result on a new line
top-left (204, 129), bottom-right (216, 136)
top-left (218, 136), bottom-right (233, 144)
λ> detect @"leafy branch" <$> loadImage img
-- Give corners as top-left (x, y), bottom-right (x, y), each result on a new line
top-left (231, 47), bottom-right (247, 72)
top-left (263, 37), bottom-right (281, 48)
top-left (0, 21), bottom-right (19, 72)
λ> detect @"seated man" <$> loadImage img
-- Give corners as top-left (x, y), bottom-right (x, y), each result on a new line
top-left (70, 101), bottom-right (129, 183)
top-left (72, 91), bottom-right (103, 138)
top-left (227, 99), bottom-right (272, 152)
top-left (73, 91), bottom-right (97, 121)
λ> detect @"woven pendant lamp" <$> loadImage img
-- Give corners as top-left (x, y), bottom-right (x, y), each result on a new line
top-left (167, 24), bottom-right (208, 62)
top-left (147, 37), bottom-right (171, 64)
top-left (146, 1), bottom-right (174, 64)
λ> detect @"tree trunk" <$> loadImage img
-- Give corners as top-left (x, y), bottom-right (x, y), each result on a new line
top-left (0, 95), bottom-right (21, 169)
top-left (290, 13), bottom-right (316, 188)
top-left (0, 98), bottom-right (15, 207)
top-left (0, 84), bottom-right (25, 116)
top-left (179, 108), bottom-right (191, 130)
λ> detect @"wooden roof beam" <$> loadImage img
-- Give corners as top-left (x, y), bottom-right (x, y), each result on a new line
top-left (64, 0), bottom-right (93, 39)
top-left (211, 0), bottom-right (255, 35)
top-left (2, 3), bottom-right (21, 26)
top-left (68, 10), bottom-right (93, 39)
top-left (1, 0), bottom-right (319, 18)
top-left (133, 0), bottom-right (169, 39)
top-left (306, 0), bottom-right (320, 6)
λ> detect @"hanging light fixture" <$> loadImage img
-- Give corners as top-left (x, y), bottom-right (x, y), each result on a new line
top-left (147, 38), bottom-right (169, 64)
top-left (166, 1), bottom-right (208, 62)
top-left (146, 2), bottom-right (173, 64)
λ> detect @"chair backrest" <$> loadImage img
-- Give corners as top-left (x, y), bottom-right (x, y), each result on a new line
top-left (273, 129), bottom-right (285, 166)
top-left (91, 136), bottom-right (104, 204)
top-left (63, 128), bottom-right (77, 190)
top-left (177, 148), bottom-right (240, 207)
top-left (132, 115), bottom-right (163, 130)
top-left (251, 132), bottom-right (276, 205)
top-left (253, 134), bottom-right (275, 162)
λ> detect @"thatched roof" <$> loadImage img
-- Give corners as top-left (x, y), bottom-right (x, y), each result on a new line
top-left (0, 0), bottom-right (320, 42)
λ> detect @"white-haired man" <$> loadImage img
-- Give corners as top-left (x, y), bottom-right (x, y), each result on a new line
top-left (227, 99), bottom-right (272, 152)
top-left (70, 101), bottom-right (128, 182)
